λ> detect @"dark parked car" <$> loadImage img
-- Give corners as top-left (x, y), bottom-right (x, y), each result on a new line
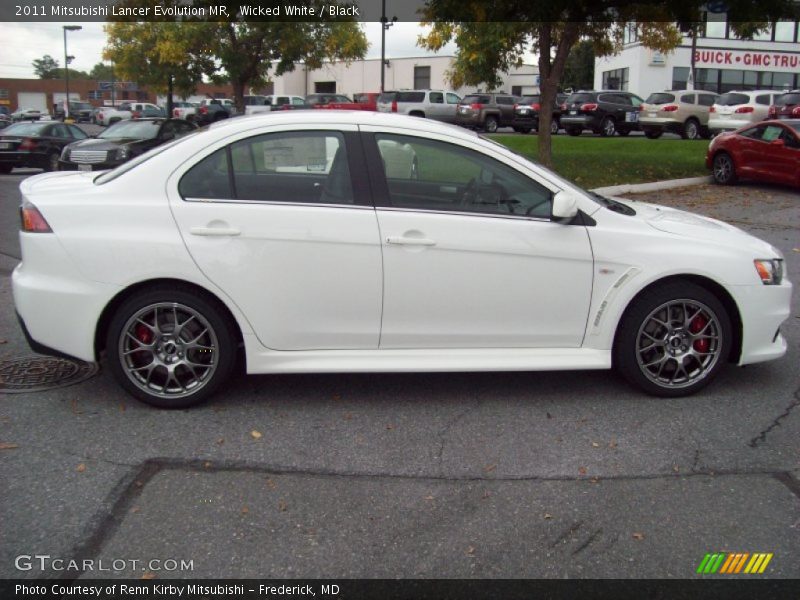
top-left (512, 93), bottom-right (569, 134)
top-left (54, 101), bottom-right (94, 122)
top-left (767, 90), bottom-right (800, 120)
top-left (560, 90), bottom-right (644, 137)
top-left (0, 121), bottom-right (87, 173)
top-left (60, 118), bottom-right (197, 172)
top-left (0, 106), bottom-right (10, 130)
top-left (455, 93), bottom-right (519, 133)
top-left (707, 119), bottom-right (800, 188)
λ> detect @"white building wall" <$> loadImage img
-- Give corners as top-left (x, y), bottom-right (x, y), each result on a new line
top-left (596, 33), bottom-right (800, 98)
top-left (271, 56), bottom-right (538, 98)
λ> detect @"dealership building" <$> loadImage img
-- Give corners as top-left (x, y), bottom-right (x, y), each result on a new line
top-left (595, 17), bottom-right (800, 97)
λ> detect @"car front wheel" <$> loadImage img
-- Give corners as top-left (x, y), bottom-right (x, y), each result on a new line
top-left (483, 116), bottom-right (498, 133)
top-left (712, 152), bottom-right (737, 185)
top-left (106, 286), bottom-right (237, 408)
top-left (614, 282), bottom-right (732, 397)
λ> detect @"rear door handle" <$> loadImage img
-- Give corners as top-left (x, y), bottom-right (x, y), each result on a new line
top-left (190, 226), bottom-right (241, 237)
top-left (386, 236), bottom-right (436, 246)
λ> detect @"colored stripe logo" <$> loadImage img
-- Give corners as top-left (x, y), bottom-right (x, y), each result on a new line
top-left (696, 552), bottom-right (773, 574)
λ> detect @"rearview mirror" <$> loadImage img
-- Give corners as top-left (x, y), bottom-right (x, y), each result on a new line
top-left (552, 190), bottom-right (579, 221)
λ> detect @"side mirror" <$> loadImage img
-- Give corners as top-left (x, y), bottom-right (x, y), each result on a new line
top-left (552, 190), bottom-right (579, 221)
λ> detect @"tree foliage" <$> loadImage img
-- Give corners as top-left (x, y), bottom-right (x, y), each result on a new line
top-left (32, 55), bottom-right (60, 79)
top-left (561, 40), bottom-right (595, 92)
top-left (420, 0), bottom-right (798, 167)
top-left (88, 63), bottom-right (116, 80)
top-left (104, 0), bottom-right (368, 113)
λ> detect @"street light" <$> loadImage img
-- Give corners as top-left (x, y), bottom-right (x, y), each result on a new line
top-left (63, 25), bottom-right (82, 120)
top-left (380, 0), bottom-right (397, 93)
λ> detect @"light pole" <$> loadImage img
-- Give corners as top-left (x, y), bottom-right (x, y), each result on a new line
top-left (63, 25), bottom-right (82, 120)
top-left (380, 0), bottom-right (396, 93)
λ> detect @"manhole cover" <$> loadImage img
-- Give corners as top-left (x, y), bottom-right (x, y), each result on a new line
top-left (0, 356), bottom-right (99, 394)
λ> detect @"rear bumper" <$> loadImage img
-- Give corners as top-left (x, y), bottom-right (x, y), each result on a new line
top-left (560, 115), bottom-right (600, 130)
top-left (709, 117), bottom-right (751, 132)
top-left (0, 151), bottom-right (44, 168)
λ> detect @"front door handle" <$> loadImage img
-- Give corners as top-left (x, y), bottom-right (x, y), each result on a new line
top-left (386, 236), bottom-right (436, 246)
top-left (190, 226), bottom-right (241, 237)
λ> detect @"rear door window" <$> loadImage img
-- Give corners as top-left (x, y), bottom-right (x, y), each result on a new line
top-left (429, 92), bottom-right (443, 104)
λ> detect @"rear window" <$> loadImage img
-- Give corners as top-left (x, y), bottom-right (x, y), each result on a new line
top-left (378, 92), bottom-right (396, 103)
top-left (462, 95), bottom-right (491, 104)
top-left (716, 93), bottom-right (750, 106)
top-left (645, 93), bottom-right (676, 104)
top-left (777, 93), bottom-right (800, 106)
top-left (396, 91), bottom-right (425, 103)
top-left (519, 96), bottom-right (540, 104)
top-left (566, 93), bottom-right (596, 104)
top-left (3, 122), bottom-right (49, 136)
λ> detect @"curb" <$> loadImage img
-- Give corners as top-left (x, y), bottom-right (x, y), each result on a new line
top-left (591, 175), bottom-right (713, 196)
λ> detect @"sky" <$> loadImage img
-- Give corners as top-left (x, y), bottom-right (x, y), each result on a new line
top-left (0, 22), bottom-right (461, 79)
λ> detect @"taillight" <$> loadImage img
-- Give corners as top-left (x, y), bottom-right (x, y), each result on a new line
top-left (580, 103), bottom-right (598, 111)
top-left (18, 138), bottom-right (37, 151)
top-left (792, 106), bottom-right (800, 116)
top-left (391, 100), bottom-right (397, 112)
top-left (173, 108), bottom-right (180, 117)
top-left (513, 103), bottom-right (517, 110)
top-left (470, 103), bottom-right (483, 110)
top-left (199, 106), bottom-right (208, 114)
top-left (531, 103), bottom-right (541, 111)
top-left (560, 103), bottom-right (567, 111)
top-left (710, 106), bottom-right (716, 113)
top-left (20, 200), bottom-right (52, 233)
top-left (662, 105), bottom-right (679, 112)
top-left (735, 106), bottom-right (754, 114)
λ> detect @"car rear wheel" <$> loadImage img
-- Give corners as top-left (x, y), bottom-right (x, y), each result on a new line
top-left (644, 130), bottom-right (663, 139)
top-left (106, 286), bottom-right (237, 408)
top-left (550, 119), bottom-right (559, 135)
top-left (483, 116), bottom-right (498, 133)
top-left (614, 282), bottom-right (731, 397)
top-left (712, 152), bottom-right (737, 185)
top-left (600, 116), bottom-right (616, 137)
top-left (682, 119), bottom-right (700, 140)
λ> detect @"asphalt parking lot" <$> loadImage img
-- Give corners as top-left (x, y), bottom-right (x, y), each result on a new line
top-left (0, 161), bottom-right (798, 580)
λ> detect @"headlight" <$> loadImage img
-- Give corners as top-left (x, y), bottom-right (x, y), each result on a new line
top-left (60, 147), bottom-right (70, 161)
top-left (115, 146), bottom-right (129, 160)
top-left (754, 259), bottom-right (784, 285)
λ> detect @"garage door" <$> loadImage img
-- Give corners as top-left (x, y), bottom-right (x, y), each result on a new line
top-left (17, 92), bottom-right (48, 113)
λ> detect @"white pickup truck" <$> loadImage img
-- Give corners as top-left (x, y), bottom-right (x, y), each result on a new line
top-left (244, 95), bottom-right (306, 115)
top-left (171, 101), bottom-right (199, 121)
top-left (96, 102), bottom-right (163, 126)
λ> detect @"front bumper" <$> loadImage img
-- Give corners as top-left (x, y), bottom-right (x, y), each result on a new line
top-left (733, 280), bottom-right (793, 365)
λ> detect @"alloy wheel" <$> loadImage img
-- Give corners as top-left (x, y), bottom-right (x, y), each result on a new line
top-left (635, 299), bottom-right (723, 390)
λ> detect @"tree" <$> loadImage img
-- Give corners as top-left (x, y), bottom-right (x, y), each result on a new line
top-left (104, 21), bottom-right (214, 115)
top-left (32, 55), bottom-right (59, 79)
top-left (200, 20), bottom-right (368, 113)
top-left (561, 40), bottom-right (594, 92)
top-left (89, 63), bottom-right (116, 81)
top-left (105, 0), bottom-right (368, 114)
top-left (420, 0), bottom-right (797, 168)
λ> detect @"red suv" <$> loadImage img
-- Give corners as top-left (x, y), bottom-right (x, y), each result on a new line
top-left (768, 91), bottom-right (800, 120)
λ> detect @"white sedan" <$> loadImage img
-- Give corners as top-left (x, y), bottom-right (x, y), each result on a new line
top-left (12, 112), bottom-right (791, 408)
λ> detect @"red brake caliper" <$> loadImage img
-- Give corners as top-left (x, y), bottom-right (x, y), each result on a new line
top-left (690, 313), bottom-right (709, 353)
top-left (135, 324), bottom-right (153, 344)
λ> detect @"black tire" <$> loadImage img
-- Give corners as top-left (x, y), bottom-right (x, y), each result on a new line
top-left (105, 285), bottom-right (238, 409)
top-left (712, 152), bottom-right (737, 185)
top-left (520, 127), bottom-right (532, 134)
top-left (682, 119), bottom-right (701, 140)
top-left (45, 152), bottom-right (59, 172)
top-left (617, 128), bottom-right (631, 137)
top-left (644, 130), bottom-right (663, 139)
top-left (409, 111), bottom-right (425, 118)
top-left (600, 116), bottom-right (616, 137)
top-left (483, 116), bottom-right (498, 133)
top-left (566, 127), bottom-right (582, 137)
top-left (614, 281), bottom-right (732, 397)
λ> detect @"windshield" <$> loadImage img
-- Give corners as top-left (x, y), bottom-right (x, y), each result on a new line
top-left (3, 122), bottom-right (48, 135)
top-left (100, 120), bottom-right (162, 140)
top-left (95, 128), bottom-right (202, 184)
top-left (646, 93), bottom-right (676, 104)
top-left (378, 92), bottom-right (396, 103)
top-left (716, 93), bottom-right (750, 106)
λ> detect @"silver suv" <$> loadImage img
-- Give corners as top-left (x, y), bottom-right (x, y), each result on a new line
top-left (377, 90), bottom-right (462, 123)
top-left (640, 91), bottom-right (718, 140)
